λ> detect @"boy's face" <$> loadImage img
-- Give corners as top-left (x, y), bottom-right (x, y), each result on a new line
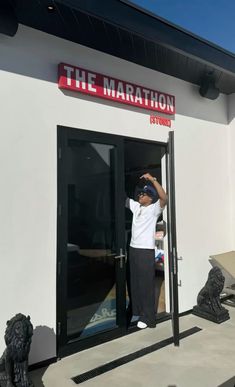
top-left (138, 192), bottom-right (152, 206)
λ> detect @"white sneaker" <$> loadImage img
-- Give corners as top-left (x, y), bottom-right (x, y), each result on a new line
top-left (137, 321), bottom-right (147, 329)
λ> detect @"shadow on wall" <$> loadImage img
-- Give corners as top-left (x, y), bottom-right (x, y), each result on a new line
top-left (60, 84), bottom-right (225, 126)
top-left (0, 26), bottom-right (229, 125)
top-left (29, 325), bottom-right (56, 365)
top-left (228, 93), bottom-right (235, 124)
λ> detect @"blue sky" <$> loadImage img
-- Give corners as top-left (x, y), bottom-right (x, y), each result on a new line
top-left (130, 0), bottom-right (235, 54)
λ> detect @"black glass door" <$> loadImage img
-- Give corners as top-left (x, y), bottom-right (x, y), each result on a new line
top-left (57, 127), bottom-right (126, 355)
top-left (57, 126), bottom-right (179, 357)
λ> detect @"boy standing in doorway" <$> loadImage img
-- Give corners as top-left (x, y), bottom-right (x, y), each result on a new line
top-left (126, 173), bottom-right (167, 329)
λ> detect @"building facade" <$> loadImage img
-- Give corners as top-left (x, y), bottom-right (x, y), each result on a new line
top-left (1, 0), bottom-right (235, 365)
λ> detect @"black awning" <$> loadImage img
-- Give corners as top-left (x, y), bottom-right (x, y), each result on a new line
top-left (4, 0), bottom-right (235, 94)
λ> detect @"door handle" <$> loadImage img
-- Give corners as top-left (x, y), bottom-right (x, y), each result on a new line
top-left (115, 248), bottom-right (125, 259)
top-left (115, 248), bottom-right (126, 268)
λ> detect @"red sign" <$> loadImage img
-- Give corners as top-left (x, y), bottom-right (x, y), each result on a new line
top-left (58, 63), bottom-right (175, 115)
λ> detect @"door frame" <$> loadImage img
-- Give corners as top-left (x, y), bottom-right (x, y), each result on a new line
top-left (166, 131), bottom-right (180, 346)
top-left (57, 125), bottom-right (179, 358)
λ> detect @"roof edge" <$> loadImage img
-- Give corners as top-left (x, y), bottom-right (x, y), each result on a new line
top-left (120, 0), bottom-right (235, 58)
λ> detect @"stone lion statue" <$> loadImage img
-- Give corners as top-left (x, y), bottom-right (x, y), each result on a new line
top-left (197, 266), bottom-right (224, 313)
top-left (0, 314), bottom-right (34, 387)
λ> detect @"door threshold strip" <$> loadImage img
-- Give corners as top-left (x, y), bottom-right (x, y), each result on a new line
top-left (72, 326), bottom-right (201, 384)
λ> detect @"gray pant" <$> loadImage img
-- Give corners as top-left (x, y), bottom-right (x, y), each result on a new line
top-left (129, 246), bottom-right (156, 327)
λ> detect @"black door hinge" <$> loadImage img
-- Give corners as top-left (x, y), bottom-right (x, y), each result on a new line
top-left (58, 261), bottom-right (61, 276)
top-left (58, 322), bottom-right (61, 336)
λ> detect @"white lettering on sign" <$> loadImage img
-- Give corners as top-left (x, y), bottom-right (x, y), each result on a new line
top-left (135, 87), bottom-right (143, 104)
top-left (75, 69), bottom-right (86, 90)
top-left (103, 77), bottom-right (115, 97)
top-left (64, 65), bottom-right (74, 86)
top-left (58, 63), bottom-right (176, 115)
top-left (126, 84), bottom-right (134, 102)
top-left (116, 82), bottom-right (125, 100)
top-left (88, 73), bottom-right (97, 92)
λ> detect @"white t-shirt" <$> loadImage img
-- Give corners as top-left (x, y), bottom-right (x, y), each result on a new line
top-left (127, 198), bottom-right (163, 249)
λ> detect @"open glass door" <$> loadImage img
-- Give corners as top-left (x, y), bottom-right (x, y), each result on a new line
top-left (124, 139), bottom-right (168, 325)
top-left (57, 127), bottom-right (126, 357)
top-left (166, 130), bottom-right (180, 346)
top-left (124, 135), bottom-right (179, 341)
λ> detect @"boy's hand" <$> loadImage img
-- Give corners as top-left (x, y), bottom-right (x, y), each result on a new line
top-left (140, 173), bottom-right (154, 182)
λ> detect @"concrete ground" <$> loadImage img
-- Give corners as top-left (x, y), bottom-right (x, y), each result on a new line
top-left (30, 306), bottom-right (235, 387)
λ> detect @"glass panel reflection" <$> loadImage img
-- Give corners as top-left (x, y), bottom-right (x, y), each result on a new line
top-left (66, 141), bottom-right (117, 338)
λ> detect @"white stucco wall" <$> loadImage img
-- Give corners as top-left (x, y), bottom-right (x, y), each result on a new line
top-left (174, 116), bottom-right (232, 311)
top-left (228, 93), bottom-right (235, 249)
top-left (0, 25), bottom-right (233, 363)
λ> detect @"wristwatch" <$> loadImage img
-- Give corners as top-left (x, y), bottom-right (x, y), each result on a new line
top-left (153, 177), bottom-right (157, 181)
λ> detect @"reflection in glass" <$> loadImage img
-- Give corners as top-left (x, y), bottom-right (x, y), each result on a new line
top-left (66, 141), bottom-right (117, 338)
